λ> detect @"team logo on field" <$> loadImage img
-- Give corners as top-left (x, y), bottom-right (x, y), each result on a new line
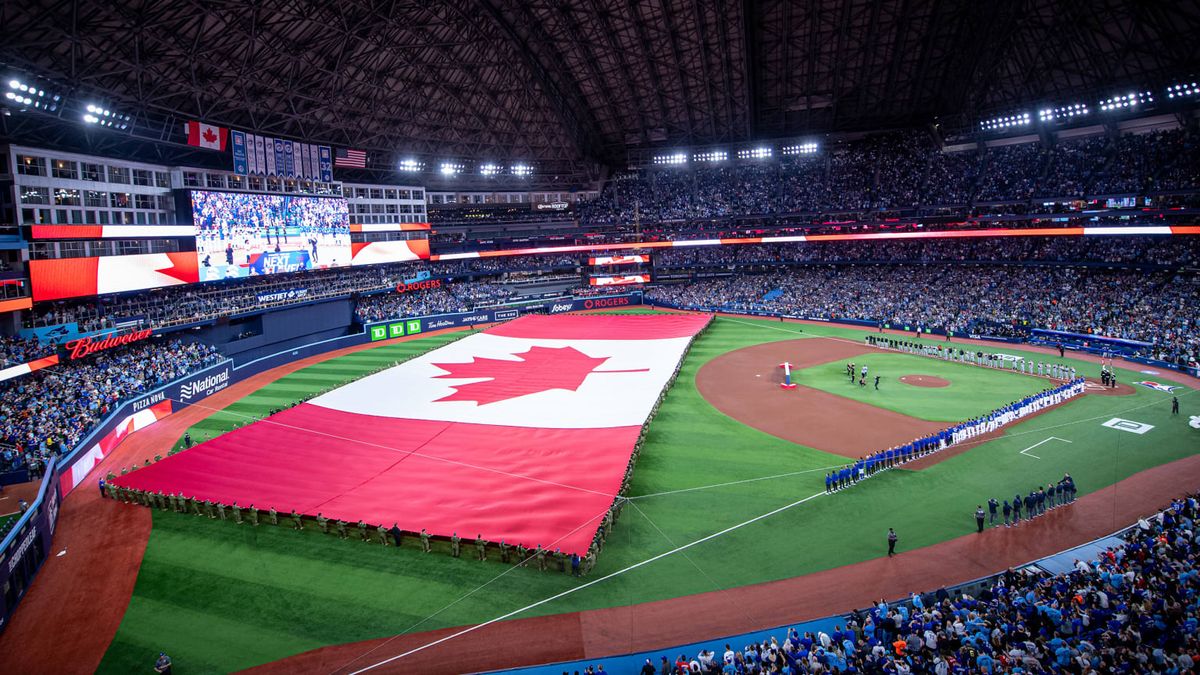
top-left (1135, 381), bottom-right (1178, 393)
top-left (1101, 418), bottom-right (1155, 435)
top-left (1190, 415), bottom-right (1200, 430)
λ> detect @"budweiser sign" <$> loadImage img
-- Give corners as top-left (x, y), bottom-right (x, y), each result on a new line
top-left (64, 329), bottom-right (153, 360)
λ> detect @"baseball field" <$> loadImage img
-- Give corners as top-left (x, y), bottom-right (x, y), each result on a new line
top-left (23, 310), bottom-right (1197, 674)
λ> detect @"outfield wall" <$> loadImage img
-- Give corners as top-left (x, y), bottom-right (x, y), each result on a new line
top-left (0, 457), bottom-right (60, 633)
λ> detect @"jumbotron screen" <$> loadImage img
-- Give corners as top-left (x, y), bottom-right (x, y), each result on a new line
top-left (190, 190), bottom-right (351, 281)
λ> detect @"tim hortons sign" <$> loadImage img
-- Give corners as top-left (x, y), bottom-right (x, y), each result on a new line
top-left (64, 329), bottom-right (153, 360)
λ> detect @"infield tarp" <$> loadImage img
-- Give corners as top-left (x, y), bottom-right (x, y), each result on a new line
top-left (112, 314), bottom-right (709, 554)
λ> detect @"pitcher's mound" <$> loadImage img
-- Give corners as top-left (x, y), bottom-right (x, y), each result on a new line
top-left (899, 375), bottom-right (950, 388)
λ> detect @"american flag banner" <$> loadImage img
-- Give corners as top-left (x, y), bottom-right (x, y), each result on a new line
top-left (335, 148), bottom-right (367, 168)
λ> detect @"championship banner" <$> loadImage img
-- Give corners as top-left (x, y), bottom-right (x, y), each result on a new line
top-left (246, 134), bottom-right (259, 174)
top-left (234, 133), bottom-right (329, 180)
top-left (284, 141), bottom-right (295, 177)
top-left (264, 139), bottom-right (277, 176)
top-left (231, 131), bottom-right (249, 174)
top-left (255, 135), bottom-right (267, 174)
top-left (319, 146), bottom-right (333, 182)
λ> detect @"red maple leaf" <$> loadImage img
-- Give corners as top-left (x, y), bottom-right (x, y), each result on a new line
top-left (430, 346), bottom-right (645, 405)
top-left (202, 127), bottom-right (218, 144)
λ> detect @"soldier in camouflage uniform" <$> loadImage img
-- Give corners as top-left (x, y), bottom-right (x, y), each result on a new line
top-left (419, 528), bottom-right (431, 552)
top-left (216, 502), bottom-right (227, 521)
top-left (336, 520), bottom-right (348, 539)
top-left (357, 520), bottom-right (369, 542)
top-left (316, 513), bottom-right (329, 534)
top-left (474, 535), bottom-right (487, 561)
top-left (291, 510), bottom-right (303, 530)
top-left (232, 503), bottom-right (243, 524)
top-left (499, 540), bottom-right (510, 563)
top-left (248, 505), bottom-right (259, 526)
top-left (534, 545), bottom-right (547, 571)
top-left (450, 532), bottom-right (461, 557)
top-left (269, 507), bottom-right (279, 526)
top-left (376, 523), bottom-right (389, 546)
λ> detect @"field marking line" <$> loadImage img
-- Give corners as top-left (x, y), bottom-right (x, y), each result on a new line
top-left (1018, 436), bottom-right (1074, 460)
top-left (329, 505), bottom-right (614, 674)
top-left (343, 489), bottom-right (828, 674)
top-left (625, 500), bottom-right (767, 631)
top-left (628, 464), bottom-right (842, 500)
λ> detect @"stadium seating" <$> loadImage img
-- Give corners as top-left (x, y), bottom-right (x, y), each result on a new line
top-left (572, 494), bottom-right (1200, 674)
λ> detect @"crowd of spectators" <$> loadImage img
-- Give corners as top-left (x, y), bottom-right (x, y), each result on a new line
top-left (0, 335), bottom-right (55, 368)
top-left (577, 128), bottom-right (1200, 226)
top-left (0, 339), bottom-right (223, 473)
top-left (646, 263), bottom-right (1200, 369)
top-left (613, 493), bottom-right (1198, 675)
top-left (353, 280), bottom-right (518, 323)
top-left (653, 235), bottom-right (1200, 269)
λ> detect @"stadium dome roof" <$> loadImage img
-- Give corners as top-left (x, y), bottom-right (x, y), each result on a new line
top-left (2, 0), bottom-right (1198, 178)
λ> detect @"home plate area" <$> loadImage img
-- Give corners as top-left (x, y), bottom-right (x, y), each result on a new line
top-left (113, 314), bottom-right (710, 555)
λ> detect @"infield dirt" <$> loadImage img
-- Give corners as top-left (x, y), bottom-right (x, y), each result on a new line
top-left (695, 338), bottom-right (947, 458)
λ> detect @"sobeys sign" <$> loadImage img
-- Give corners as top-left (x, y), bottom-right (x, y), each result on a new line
top-left (64, 329), bottom-right (153, 360)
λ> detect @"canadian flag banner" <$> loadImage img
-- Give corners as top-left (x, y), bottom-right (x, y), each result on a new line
top-left (184, 120), bottom-right (228, 151)
top-left (113, 315), bottom-right (710, 554)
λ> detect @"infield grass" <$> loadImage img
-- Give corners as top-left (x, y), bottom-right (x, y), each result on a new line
top-left (794, 351), bottom-right (1054, 422)
top-left (98, 313), bottom-right (1199, 674)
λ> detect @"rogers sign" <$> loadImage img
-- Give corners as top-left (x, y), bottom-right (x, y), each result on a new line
top-left (64, 329), bottom-right (153, 360)
top-left (583, 296), bottom-right (633, 309)
top-left (395, 279), bottom-right (443, 293)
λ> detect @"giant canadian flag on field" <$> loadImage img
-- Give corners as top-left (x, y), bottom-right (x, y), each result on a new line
top-left (114, 314), bottom-right (709, 554)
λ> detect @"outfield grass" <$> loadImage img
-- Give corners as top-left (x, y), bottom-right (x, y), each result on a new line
top-left (99, 314), bottom-right (1199, 673)
top-left (795, 351), bottom-right (1054, 422)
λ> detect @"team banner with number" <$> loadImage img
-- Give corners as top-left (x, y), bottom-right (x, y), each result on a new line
top-left (232, 131), bottom-right (333, 181)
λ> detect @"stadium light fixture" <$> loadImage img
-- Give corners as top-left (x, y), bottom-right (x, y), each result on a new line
top-left (1099, 92), bottom-right (1153, 111)
top-left (5, 78), bottom-right (60, 112)
top-left (692, 150), bottom-right (727, 162)
top-left (398, 158), bottom-right (423, 172)
top-left (737, 147), bottom-right (772, 160)
top-left (652, 152), bottom-right (688, 166)
top-left (480, 163), bottom-right (501, 176)
top-left (1037, 103), bottom-right (1089, 123)
top-left (439, 162), bottom-right (463, 176)
top-left (83, 103), bottom-right (131, 130)
top-left (511, 163), bottom-right (533, 177)
top-left (781, 142), bottom-right (819, 156)
top-left (979, 112), bottom-right (1031, 131)
top-left (1166, 82), bottom-right (1199, 98)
